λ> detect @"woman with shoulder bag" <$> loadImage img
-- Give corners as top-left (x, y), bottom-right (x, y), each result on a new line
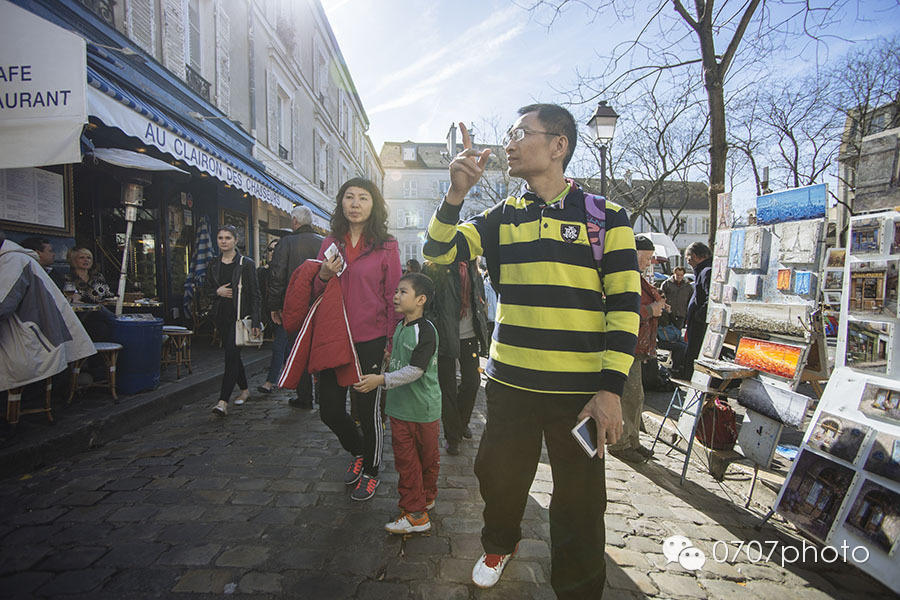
top-left (204, 225), bottom-right (261, 416)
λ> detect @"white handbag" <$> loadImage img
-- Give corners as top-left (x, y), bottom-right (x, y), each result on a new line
top-left (234, 256), bottom-right (264, 347)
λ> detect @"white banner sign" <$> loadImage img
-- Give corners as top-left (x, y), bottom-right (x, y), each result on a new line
top-left (87, 86), bottom-right (294, 212)
top-left (0, 1), bottom-right (87, 169)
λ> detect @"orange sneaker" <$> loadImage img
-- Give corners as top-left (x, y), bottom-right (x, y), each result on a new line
top-left (384, 511), bottom-right (431, 534)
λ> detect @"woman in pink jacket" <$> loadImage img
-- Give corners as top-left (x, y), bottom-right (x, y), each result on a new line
top-left (316, 177), bottom-right (402, 501)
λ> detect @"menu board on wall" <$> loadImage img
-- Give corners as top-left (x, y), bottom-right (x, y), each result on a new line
top-left (0, 167), bottom-right (70, 234)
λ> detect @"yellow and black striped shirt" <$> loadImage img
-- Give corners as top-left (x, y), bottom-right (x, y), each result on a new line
top-left (423, 184), bottom-right (640, 396)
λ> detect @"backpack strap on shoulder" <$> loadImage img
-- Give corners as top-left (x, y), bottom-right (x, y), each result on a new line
top-left (583, 192), bottom-right (607, 269)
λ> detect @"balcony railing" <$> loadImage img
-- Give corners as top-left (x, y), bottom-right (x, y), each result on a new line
top-left (78, 0), bottom-right (116, 27)
top-left (185, 64), bottom-right (211, 103)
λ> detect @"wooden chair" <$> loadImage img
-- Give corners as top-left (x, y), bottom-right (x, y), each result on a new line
top-left (161, 326), bottom-right (194, 379)
top-left (69, 342), bottom-right (123, 402)
top-left (5, 379), bottom-right (54, 426)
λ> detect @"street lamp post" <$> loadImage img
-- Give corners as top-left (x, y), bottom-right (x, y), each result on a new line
top-left (587, 101), bottom-right (619, 198)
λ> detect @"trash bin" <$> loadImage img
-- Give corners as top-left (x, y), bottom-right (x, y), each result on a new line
top-left (111, 314), bottom-right (163, 395)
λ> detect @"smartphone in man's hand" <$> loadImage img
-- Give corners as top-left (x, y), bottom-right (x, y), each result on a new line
top-left (571, 416), bottom-right (599, 458)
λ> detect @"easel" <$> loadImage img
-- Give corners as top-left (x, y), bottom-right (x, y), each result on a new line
top-left (651, 361), bottom-right (756, 485)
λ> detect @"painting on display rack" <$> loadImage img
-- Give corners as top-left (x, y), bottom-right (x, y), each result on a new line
top-left (850, 218), bottom-right (882, 256)
top-left (844, 479), bottom-right (900, 554)
top-left (712, 258), bottom-right (728, 283)
top-left (717, 192), bottom-right (732, 230)
top-left (715, 230), bottom-right (730, 258)
top-left (778, 220), bottom-right (822, 264)
top-left (848, 261), bottom-right (899, 318)
top-left (756, 184), bottom-right (827, 225)
top-left (845, 319), bottom-right (892, 375)
top-left (857, 383), bottom-right (900, 425)
top-left (729, 228), bottom-right (745, 268)
top-left (701, 332), bottom-right (724, 360)
top-left (776, 450), bottom-right (855, 542)
top-left (808, 413), bottom-right (870, 464)
top-left (863, 432), bottom-right (900, 485)
top-left (827, 248), bottom-right (847, 269)
top-left (824, 270), bottom-right (844, 291)
top-left (735, 337), bottom-right (805, 380)
top-left (742, 227), bottom-right (768, 271)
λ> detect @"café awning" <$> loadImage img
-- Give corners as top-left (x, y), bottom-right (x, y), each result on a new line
top-left (0, 2), bottom-right (87, 169)
top-left (88, 147), bottom-right (190, 175)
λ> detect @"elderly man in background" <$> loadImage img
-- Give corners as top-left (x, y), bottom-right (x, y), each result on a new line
top-left (259, 206), bottom-right (324, 407)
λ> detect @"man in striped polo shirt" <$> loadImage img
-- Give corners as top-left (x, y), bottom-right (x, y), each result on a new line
top-left (424, 104), bottom-right (640, 598)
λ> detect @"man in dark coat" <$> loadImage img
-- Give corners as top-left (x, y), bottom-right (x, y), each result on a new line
top-left (259, 206), bottom-right (324, 407)
top-left (683, 242), bottom-right (713, 380)
top-left (424, 259), bottom-right (490, 455)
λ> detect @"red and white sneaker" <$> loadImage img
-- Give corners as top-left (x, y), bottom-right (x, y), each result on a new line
top-left (471, 544), bottom-right (517, 588)
top-left (344, 455), bottom-right (364, 486)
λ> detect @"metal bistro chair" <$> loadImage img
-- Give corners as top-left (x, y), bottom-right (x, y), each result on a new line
top-left (161, 325), bottom-right (194, 379)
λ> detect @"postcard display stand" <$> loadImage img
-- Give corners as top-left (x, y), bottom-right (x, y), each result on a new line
top-left (699, 187), bottom-right (829, 480)
top-left (772, 211), bottom-right (900, 592)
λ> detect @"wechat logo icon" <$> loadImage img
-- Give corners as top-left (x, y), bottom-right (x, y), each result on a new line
top-left (662, 535), bottom-right (706, 571)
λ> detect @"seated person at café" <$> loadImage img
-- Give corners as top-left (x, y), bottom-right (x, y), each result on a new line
top-left (65, 247), bottom-right (115, 304)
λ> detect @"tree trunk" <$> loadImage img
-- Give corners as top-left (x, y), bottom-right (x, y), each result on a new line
top-left (705, 67), bottom-right (727, 249)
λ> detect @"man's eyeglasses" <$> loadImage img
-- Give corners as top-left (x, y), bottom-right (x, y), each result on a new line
top-left (502, 127), bottom-right (561, 146)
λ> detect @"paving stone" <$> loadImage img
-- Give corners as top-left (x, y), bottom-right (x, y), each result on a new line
top-left (36, 568), bottom-right (116, 596)
top-left (102, 478), bottom-right (151, 491)
top-left (0, 570), bottom-right (53, 596)
top-left (606, 565), bottom-right (660, 595)
top-left (231, 490), bottom-right (274, 505)
top-left (354, 580), bottom-right (410, 599)
top-left (37, 546), bottom-right (108, 570)
top-left (250, 507), bottom-right (299, 525)
top-left (401, 533), bottom-right (450, 556)
top-left (439, 517), bottom-right (482, 535)
top-left (154, 522), bottom-right (215, 544)
top-left (280, 572), bottom-right (362, 599)
top-left (61, 491), bottom-right (108, 506)
top-left (409, 581), bottom-right (469, 600)
top-left (144, 475), bottom-right (189, 489)
top-left (649, 572), bottom-right (708, 598)
top-left (238, 571), bottom-right (283, 594)
top-left (266, 479), bottom-right (310, 493)
top-left (54, 504), bottom-right (117, 523)
top-left (274, 492), bottom-right (316, 507)
top-left (191, 489), bottom-right (233, 504)
top-left (605, 546), bottom-right (652, 569)
top-left (182, 477), bottom-right (230, 490)
top-left (107, 505), bottom-right (159, 522)
top-left (230, 478), bottom-right (270, 491)
top-left (156, 542), bottom-right (221, 566)
top-left (215, 545), bottom-right (269, 568)
top-left (0, 543), bottom-right (51, 575)
top-left (171, 568), bottom-right (235, 593)
top-left (152, 504), bottom-right (205, 521)
top-left (95, 541), bottom-right (167, 567)
top-left (9, 507), bottom-right (68, 526)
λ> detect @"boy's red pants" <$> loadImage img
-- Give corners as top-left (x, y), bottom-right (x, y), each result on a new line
top-left (390, 417), bottom-right (440, 513)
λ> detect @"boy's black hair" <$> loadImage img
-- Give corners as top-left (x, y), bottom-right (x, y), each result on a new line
top-left (399, 272), bottom-right (434, 309)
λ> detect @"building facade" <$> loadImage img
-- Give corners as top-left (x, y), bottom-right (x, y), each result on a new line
top-left (380, 140), bottom-right (511, 264)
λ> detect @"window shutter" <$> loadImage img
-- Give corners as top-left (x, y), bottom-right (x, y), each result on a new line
top-left (126, 0), bottom-right (155, 55)
top-left (266, 70), bottom-right (277, 150)
top-left (215, 3), bottom-right (231, 113)
top-left (161, 0), bottom-right (184, 75)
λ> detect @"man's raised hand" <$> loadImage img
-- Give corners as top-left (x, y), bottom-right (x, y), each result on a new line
top-left (446, 122), bottom-right (491, 206)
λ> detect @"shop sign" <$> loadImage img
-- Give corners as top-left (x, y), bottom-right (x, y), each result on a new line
top-left (87, 86), bottom-right (293, 212)
top-left (0, 2), bottom-right (87, 169)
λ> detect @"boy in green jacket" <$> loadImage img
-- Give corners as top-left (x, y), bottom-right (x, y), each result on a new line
top-left (355, 273), bottom-right (441, 534)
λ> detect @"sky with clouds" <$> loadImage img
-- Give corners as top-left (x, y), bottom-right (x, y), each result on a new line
top-left (322, 0), bottom-right (900, 160)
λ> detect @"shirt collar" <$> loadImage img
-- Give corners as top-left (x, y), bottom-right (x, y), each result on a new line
top-left (522, 179), bottom-right (575, 208)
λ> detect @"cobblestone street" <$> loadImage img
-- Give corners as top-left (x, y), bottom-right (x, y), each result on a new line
top-left (0, 372), bottom-right (894, 599)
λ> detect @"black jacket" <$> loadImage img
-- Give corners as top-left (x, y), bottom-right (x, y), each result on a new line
top-left (268, 225), bottom-right (324, 310)
top-left (685, 256), bottom-right (713, 334)
top-left (204, 253), bottom-right (262, 328)
top-left (424, 261), bottom-right (491, 359)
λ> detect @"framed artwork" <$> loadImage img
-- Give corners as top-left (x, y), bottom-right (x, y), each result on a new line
top-left (777, 269), bottom-right (793, 291)
top-left (778, 220), bottom-right (821, 264)
top-left (715, 230), bottom-right (730, 257)
top-left (746, 274), bottom-right (762, 297)
top-left (756, 183), bottom-right (827, 225)
top-left (844, 480), bottom-right (900, 554)
top-left (863, 432), bottom-right (900, 484)
top-left (701, 331), bottom-right (724, 360)
top-left (735, 336), bottom-right (804, 379)
top-left (708, 307), bottom-right (727, 332)
top-left (742, 226), bottom-right (767, 270)
top-left (776, 450), bottom-right (854, 542)
top-left (729, 228), bottom-right (745, 268)
top-left (845, 319), bottom-right (892, 374)
top-left (712, 257), bottom-right (728, 283)
top-left (824, 270), bottom-right (844, 291)
top-left (808, 413), bottom-right (870, 464)
top-left (717, 192), bottom-right (732, 230)
top-left (825, 292), bottom-right (842, 307)
top-left (722, 284), bottom-right (735, 304)
top-left (794, 271), bottom-right (816, 296)
top-left (891, 220), bottom-right (900, 255)
top-left (709, 282), bottom-right (723, 303)
top-left (848, 260), bottom-right (898, 318)
top-left (827, 248), bottom-right (847, 269)
top-left (857, 383), bottom-right (900, 425)
top-left (850, 218), bottom-right (883, 255)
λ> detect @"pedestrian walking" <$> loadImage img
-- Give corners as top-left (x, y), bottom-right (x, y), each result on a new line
top-left (608, 234), bottom-right (666, 465)
top-left (683, 242), bottom-right (713, 380)
top-left (424, 105), bottom-right (640, 597)
top-left (423, 259), bottom-right (489, 455)
top-left (256, 239), bottom-right (278, 337)
top-left (204, 225), bottom-right (261, 416)
top-left (259, 206), bottom-right (324, 406)
top-left (353, 273), bottom-right (441, 534)
top-left (315, 177), bottom-right (402, 501)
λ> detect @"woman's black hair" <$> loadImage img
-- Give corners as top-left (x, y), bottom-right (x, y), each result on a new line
top-left (330, 177), bottom-right (391, 247)
top-left (217, 224), bottom-right (239, 238)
